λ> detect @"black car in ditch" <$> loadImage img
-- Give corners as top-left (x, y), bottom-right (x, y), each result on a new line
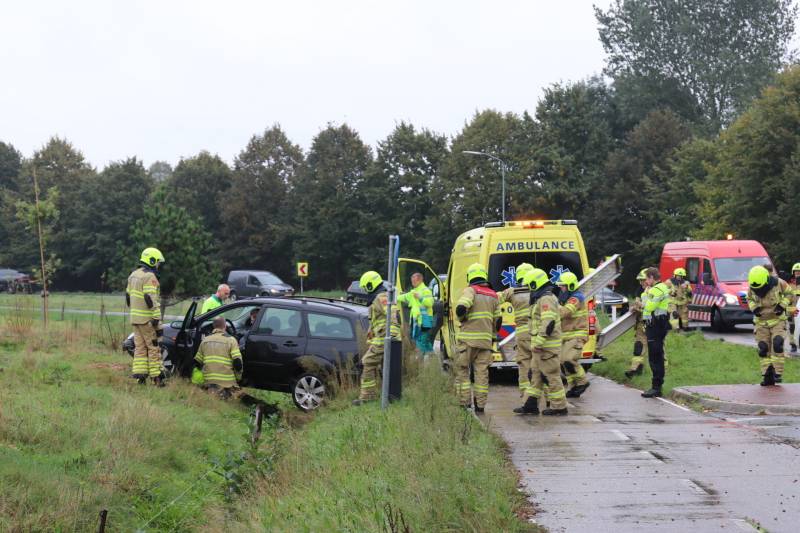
top-left (126, 297), bottom-right (368, 411)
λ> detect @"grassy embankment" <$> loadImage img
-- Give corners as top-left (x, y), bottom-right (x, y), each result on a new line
top-left (1, 302), bottom-right (537, 532)
top-left (591, 325), bottom-right (799, 395)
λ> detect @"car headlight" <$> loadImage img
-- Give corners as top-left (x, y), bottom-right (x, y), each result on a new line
top-left (269, 288), bottom-right (281, 295)
top-left (724, 293), bottom-right (739, 305)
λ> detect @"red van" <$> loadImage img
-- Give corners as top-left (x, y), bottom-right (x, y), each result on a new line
top-left (659, 240), bottom-right (772, 331)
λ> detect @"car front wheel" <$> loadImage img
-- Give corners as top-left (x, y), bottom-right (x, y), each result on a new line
top-left (292, 373), bottom-right (326, 411)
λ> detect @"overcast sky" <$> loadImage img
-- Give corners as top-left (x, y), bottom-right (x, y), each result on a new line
top-left (1, 1), bottom-right (613, 168)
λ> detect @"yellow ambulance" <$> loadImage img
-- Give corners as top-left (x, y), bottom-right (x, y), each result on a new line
top-left (397, 220), bottom-right (602, 370)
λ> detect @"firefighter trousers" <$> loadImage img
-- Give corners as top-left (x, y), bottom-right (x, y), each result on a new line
top-left (516, 336), bottom-right (533, 399)
top-left (132, 322), bottom-right (162, 379)
top-left (456, 343), bottom-right (491, 408)
top-left (754, 321), bottom-right (787, 377)
top-left (531, 347), bottom-right (566, 410)
top-left (359, 344), bottom-right (383, 400)
top-left (561, 337), bottom-right (588, 389)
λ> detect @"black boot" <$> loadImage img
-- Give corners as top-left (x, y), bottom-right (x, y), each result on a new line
top-left (513, 397), bottom-right (539, 415)
top-left (775, 374), bottom-right (783, 384)
top-left (565, 387), bottom-right (579, 398)
top-left (542, 407), bottom-right (568, 416)
top-left (571, 382), bottom-right (591, 397)
top-left (761, 366), bottom-right (776, 386)
top-left (472, 398), bottom-right (484, 413)
top-left (624, 364), bottom-right (643, 378)
top-left (641, 387), bottom-right (662, 398)
top-left (791, 343), bottom-right (797, 353)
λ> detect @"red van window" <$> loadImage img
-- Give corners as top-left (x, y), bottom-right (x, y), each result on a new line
top-left (686, 258), bottom-right (699, 284)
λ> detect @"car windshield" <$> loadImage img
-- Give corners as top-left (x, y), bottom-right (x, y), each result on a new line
top-left (256, 272), bottom-right (282, 285)
top-left (713, 257), bottom-right (771, 282)
top-left (487, 252), bottom-right (583, 291)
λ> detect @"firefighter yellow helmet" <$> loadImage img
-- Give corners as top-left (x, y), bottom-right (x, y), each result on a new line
top-left (674, 267), bottom-right (687, 277)
top-left (636, 268), bottom-right (647, 281)
top-left (748, 265), bottom-right (770, 289)
top-left (515, 262), bottom-right (534, 283)
top-left (359, 271), bottom-right (383, 292)
top-left (140, 247), bottom-right (165, 267)
top-left (523, 268), bottom-right (549, 291)
top-left (557, 271), bottom-right (579, 291)
top-left (466, 263), bottom-right (488, 283)
top-left (792, 262), bottom-right (800, 273)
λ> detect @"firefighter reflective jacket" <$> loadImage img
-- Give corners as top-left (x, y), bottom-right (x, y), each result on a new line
top-left (368, 291), bottom-right (400, 347)
top-left (667, 278), bottom-right (692, 306)
top-left (501, 287), bottom-right (532, 341)
top-left (194, 328), bottom-right (242, 388)
top-left (530, 289), bottom-right (561, 351)
top-left (126, 267), bottom-right (160, 325)
top-left (456, 284), bottom-right (501, 349)
top-left (559, 291), bottom-right (588, 340)
top-left (748, 278), bottom-right (791, 327)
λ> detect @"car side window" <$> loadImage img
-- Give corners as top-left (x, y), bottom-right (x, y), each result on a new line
top-left (247, 275), bottom-right (260, 286)
top-left (256, 308), bottom-right (302, 336)
top-left (686, 258), bottom-right (699, 284)
top-left (701, 259), bottom-right (713, 285)
top-left (307, 313), bottom-right (354, 340)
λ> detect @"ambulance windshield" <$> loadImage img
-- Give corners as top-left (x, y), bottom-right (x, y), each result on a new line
top-left (714, 257), bottom-right (771, 282)
top-left (487, 252), bottom-right (583, 292)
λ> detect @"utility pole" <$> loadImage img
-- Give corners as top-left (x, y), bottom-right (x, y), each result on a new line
top-left (32, 167), bottom-right (49, 329)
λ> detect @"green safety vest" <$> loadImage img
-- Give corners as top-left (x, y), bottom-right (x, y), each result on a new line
top-left (643, 282), bottom-right (671, 319)
top-left (398, 284), bottom-right (434, 321)
top-left (201, 294), bottom-right (223, 314)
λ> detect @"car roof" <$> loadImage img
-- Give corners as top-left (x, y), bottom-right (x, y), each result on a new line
top-left (224, 296), bottom-right (368, 315)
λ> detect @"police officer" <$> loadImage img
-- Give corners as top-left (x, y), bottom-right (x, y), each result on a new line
top-left (455, 263), bottom-right (501, 413)
top-left (126, 247), bottom-right (165, 385)
top-left (667, 268), bottom-right (692, 332)
top-left (625, 269), bottom-right (649, 378)
top-left (557, 272), bottom-right (590, 398)
top-left (747, 266), bottom-right (791, 385)
top-left (499, 263), bottom-right (533, 403)
top-left (641, 267), bottom-right (670, 398)
top-left (194, 316), bottom-right (243, 398)
top-left (353, 271), bottom-right (400, 405)
top-left (524, 268), bottom-right (567, 416)
top-left (788, 262), bottom-right (800, 352)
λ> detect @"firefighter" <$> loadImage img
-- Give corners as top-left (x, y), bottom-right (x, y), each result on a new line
top-left (788, 262), bottom-right (800, 352)
top-left (194, 316), bottom-right (243, 399)
top-left (126, 247), bottom-right (165, 385)
top-left (454, 263), bottom-right (501, 413)
top-left (625, 269), bottom-right (649, 378)
top-left (748, 266), bottom-right (791, 386)
top-left (557, 271), bottom-right (590, 398)
top-left (499, 263), bottom-right (533, 402)
top-left (490, 264), bottom-right (533, 412)
top-left (523, 268), bottom-right (567, 416)
top-left (667, 268), bottom-right (692, 332)
top-left (201, 284), bottom-right (231, 314)
top-left (353, 271), bottom-right (400, 405)
top-left (641, 267), bottom-right (670, 398)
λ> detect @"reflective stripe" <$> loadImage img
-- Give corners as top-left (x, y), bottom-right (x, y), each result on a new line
top-left (562, 331), bottom-right (588, 339)
top-left (547, 389), bottom-right (566, 400)
top-left (468, 311), bottom-right (494, 319)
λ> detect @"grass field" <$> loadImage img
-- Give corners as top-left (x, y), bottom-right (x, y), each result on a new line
top-left (1, 304), bottom-right (536, 532)
top-left (591, 328), bottom-right (800, 395)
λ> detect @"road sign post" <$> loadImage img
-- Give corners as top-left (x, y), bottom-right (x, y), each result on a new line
top-left (297, 262), bottom-right (308, 295)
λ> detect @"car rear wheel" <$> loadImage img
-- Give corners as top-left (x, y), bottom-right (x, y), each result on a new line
top-left (292, 373), bottom-right (326, 411)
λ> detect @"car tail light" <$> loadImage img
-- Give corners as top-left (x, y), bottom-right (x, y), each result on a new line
top-left (587, 299), bottom-right (597, 336)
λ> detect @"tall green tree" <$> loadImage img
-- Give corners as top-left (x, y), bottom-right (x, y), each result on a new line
top-left (355, 123), bottom-right (449, 274)
top-left (148, 161), bottom-right (173, 183)
top-left (116, 187), bottom-right (219, 308)
top-left (696, 66), bottom-right (800, 267)
top-left (596, 0), bottom-right (797, 131)
top-left (0, 141), bottom-right (21, 191)
top-left (289, 124), bottom-right (372, 289)
top-left (75, 158), bottom-right (154, 289)
top-left (221, 125), bottom-right (304, 278)
top-left (167, 151), bottom-right (232, 239)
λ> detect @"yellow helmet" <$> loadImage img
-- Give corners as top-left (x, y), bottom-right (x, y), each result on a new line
top-left (466, 263), bottom-right (488, 283)
top-left (792, 262), bottom-right (800, 273)
top-left (515, 262), bottom-right (534, 284)
top-left (523, 268), bottom-right (549, 291)
top-left (140, 247), bottom-right (165, 267)
top-left (636, 268), bottom-right (647, 281)
top-left (359, 271), bottom-right (383, 292)
top-left (748, 266), bottom-right (769, 289)
top-left (556, 271), bottom-right (579, 291)
top-left (674, 267), bottom-right (687, 277)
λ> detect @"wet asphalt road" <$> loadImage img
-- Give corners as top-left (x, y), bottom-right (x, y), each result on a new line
top-left (483, 376), bottom-right (800, 533)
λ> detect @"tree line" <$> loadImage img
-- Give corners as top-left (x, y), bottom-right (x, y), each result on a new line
top-left (1, 0), bottom-right (798, 296)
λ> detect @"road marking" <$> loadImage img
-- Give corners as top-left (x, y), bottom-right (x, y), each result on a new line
top-left (610, 429), bottom-right (630, 441)
top-left (725, 417), bottom-right (762, 423)
top-left (682, 479), bottom-right (711, 495)
top-left (656, 397), bottom-right (692, 412)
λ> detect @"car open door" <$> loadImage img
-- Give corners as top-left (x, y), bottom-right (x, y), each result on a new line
top-left (396, 258), bottom-right (444, 340)
top-left (174, 300), bottom-right (198, 377)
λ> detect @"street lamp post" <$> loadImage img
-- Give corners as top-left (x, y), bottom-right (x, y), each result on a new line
top-left (462, 150), bottom-right (508, 223)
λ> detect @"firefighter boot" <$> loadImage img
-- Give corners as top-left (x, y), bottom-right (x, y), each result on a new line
top-left (761, 366), bottom-right (776, 387)
top-left (473, 398), bottom-right (484, 414)
top-left (641, 387), bottom-right (662, 398)
top-left (513, 396), bottom-right (539, 415)
top-left (542, 407), bottom-right (568, 416)
top-left (569, 381), bottom-right (591, 398)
